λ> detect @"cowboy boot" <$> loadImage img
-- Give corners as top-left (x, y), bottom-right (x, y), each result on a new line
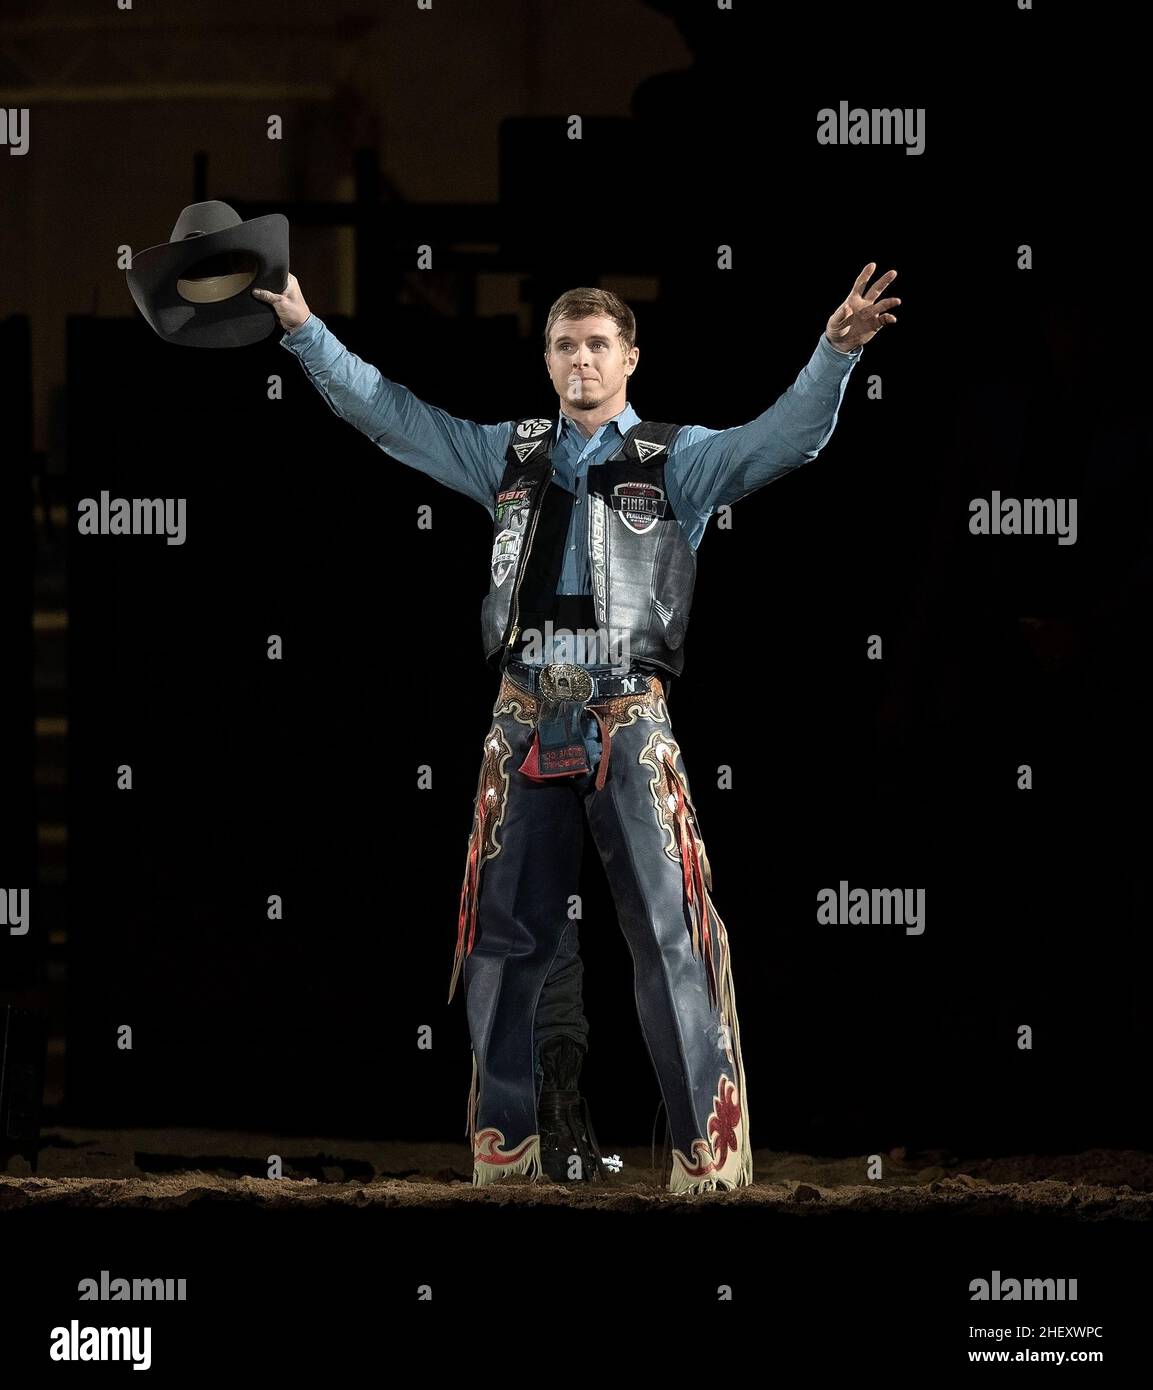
top-left (537, 1038), bottom-right (605, 1183)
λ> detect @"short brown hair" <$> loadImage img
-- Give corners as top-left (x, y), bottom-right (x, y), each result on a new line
top-left (544, 287), bottom-right (636, 356)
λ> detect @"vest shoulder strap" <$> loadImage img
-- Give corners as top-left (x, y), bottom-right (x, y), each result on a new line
top-left (501, 416), bottom-right (682, 473)
top-left (610, 420), bottom-right (682, 465)
top-left (504, 416), bottom-right (556, 471)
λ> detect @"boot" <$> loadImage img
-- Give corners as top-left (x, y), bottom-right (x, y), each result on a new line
top-left (537, 1038), bottom-right (605, 1183)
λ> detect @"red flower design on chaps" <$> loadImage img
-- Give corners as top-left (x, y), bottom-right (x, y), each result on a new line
top-left (676, 1075), bottom-right (744, 1180)
top-left (708, 1075), bottom-right (741, 1167)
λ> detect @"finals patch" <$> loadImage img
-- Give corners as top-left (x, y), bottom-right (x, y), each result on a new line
top-left (611, 481), bottom-right (666, 535)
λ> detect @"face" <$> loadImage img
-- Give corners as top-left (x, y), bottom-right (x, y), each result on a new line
top-left (544, 314), bottom-right (639, 412)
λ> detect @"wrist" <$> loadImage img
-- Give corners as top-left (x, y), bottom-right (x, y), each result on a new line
top-left (824, 332), bottom-right (856, 354)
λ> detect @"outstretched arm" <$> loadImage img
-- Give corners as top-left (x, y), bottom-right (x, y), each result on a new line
top-left (668, 263), bottom-right (899, 522)
top-left (255, 275), bottom-right (508, 514)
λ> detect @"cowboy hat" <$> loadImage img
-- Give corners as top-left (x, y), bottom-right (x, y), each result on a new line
top-left (126, 200), bottom-right (289, 348)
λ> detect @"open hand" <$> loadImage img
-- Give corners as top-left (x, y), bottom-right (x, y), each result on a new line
top-left (826, 263), bottom-right (900, 352)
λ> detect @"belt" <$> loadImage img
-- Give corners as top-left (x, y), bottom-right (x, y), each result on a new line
top-left (507, 660), bottom-right (655, 704)
top-left (506, 661), bottom-right (658, 790)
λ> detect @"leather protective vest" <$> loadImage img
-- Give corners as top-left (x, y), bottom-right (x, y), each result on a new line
top-left (480, 415), bottom-right (696, 676)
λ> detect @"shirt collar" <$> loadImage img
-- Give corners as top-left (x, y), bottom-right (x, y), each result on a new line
top-left (556, 400), bottom-right (639, 447)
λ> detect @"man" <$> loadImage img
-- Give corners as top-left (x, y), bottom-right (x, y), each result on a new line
top-left (256, 265), bottom-right (899, 1192)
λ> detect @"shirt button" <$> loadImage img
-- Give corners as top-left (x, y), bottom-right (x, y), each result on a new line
top-left (575, 497), bottom-right (582, 505)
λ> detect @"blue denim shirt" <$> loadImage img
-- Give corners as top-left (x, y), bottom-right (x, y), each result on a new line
top-left (280, 314), bottom-right (862, 593)
top-left (281, 314), bottom-right (862, 738)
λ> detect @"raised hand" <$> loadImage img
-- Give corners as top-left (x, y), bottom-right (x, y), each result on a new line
top-left (252, 272), bottom-right (312, 334)
top-left (825, 263), bottom-right (900, 352)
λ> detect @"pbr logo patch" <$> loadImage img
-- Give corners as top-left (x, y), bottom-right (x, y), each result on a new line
top-left (611, 481), bottom-right (666, 535)
top-left (495, 486), bottom-right (529, 522)
top-left (516, 418), bottom-right (553, 439)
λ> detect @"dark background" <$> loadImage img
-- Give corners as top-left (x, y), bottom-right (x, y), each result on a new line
top-left (2, 1), bottom-right (1147, 1157)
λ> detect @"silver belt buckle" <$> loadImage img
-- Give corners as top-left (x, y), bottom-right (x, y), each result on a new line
top-left (539, 662), bottom-right (593, 704)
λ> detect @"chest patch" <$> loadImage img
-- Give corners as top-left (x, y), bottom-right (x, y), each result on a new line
top-left (611, 481), bottom-right (667, 535)
top-left (490, 527), bottom-right (523, 586)
top-left (495, 486), bottom-right (530, 522)
top-left (515, 418), bottom-right (553, 439)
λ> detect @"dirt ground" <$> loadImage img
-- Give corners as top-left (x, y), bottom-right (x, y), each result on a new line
top-left (2, 1129), bottom-right (1151, 1215)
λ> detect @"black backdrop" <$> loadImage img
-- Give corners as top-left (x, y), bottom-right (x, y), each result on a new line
top-left (2, 1), bottom-right (1149, 1362)
top-left (61, 92), bottom-right (1150, 1153)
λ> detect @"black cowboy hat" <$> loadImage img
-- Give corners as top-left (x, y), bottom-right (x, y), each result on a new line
top-left (125, 200), bottom-right (289, 348)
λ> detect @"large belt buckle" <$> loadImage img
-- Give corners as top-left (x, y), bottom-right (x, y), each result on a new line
top-left (539, 662), bottom-right (593, 704)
